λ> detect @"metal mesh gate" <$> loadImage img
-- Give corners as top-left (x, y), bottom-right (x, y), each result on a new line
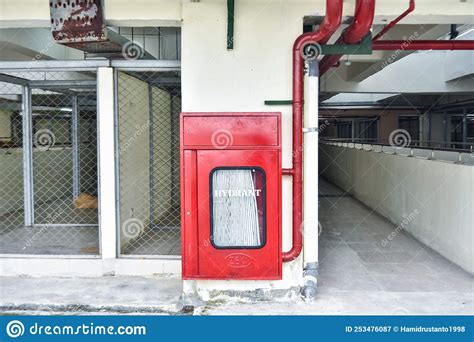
top-left (0, 69), bottom-right (99, 255)
top-left (0, 79), bottom-right (25, 253)
top-left (116, 70), bottom-right (181, 256)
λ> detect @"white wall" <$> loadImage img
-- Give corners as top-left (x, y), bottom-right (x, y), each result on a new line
top-left (0, 0), bottom-right (183, 28)
top-left (2, 0), bottom-right (474, 28)
top-left (0, 258), bottom-right (180, 277)
top-left (319, 144), bottom-right (473, 274)
top-left (181, 0), bottom-right (324, 291)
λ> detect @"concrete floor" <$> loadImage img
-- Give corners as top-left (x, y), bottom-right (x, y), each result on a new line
top-left (0, 198), bottom-right (181, 256)
top-left (0, 178), bottom-right (472, 315)
top-left (208, 179), bottom-right (473, 314)
top-left (0, 198), bottom-right (99, 255)
top-left (0, 276), bottom-right (183, 315)
top-left (122, 209), bottom-right (181, 255)
top-left (122, 228), bottom-right (181, 255)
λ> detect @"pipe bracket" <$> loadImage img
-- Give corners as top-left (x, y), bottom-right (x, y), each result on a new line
top-left (303, 127), bottom-right (320, 133)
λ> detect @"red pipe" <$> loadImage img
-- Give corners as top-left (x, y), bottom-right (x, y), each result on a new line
top-left (319, 0), bottom-right (376, 76)
top-left (373, 40), bottom-right (474, 50)
top-left (372, 0), bottom-right (415, 41)
top-left (283, 0), bottom-right (343, 262)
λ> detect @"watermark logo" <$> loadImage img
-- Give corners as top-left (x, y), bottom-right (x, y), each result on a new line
top-left (301, 41), bottom-right (322, 61)
top-left (300, 219), bottom-right (323, 236)
top-left (381, 209), bottom-right (419, 247)
top-left (27, 37), bottom-right (56, 68)
top-left (6, 320), bottom-right (25, 338)
top-left (381, 31), bottom-right (420, 69)
top-left (122, 41), bottom-right (144, 60)
top-left (23, 207), bottom-right (66, 250)
top-left (4, 321), bottom-right (146, 337)
top-left (392, 307), bottom-right (410, 315)
top-left (211, 129), bottom-right (233, 149)
top-left (33, 129), bottom-right (56, 151)
top-left (122, 218), bottom-right (143, 239)
top-left (389, 129), bottom-right (411, 148)
top-left (318, 119), bottom-right (330, 134)
top-left (292, 120), bottom-right (330, 158)
top-left (120, 121), bottom-right (150, 154)
top-left (23, 226), bottom-right (48, 250)
top-left (203, 236), bottom-right (213, 247)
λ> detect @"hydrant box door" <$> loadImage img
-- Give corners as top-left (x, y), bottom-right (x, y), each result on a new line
top-left (196, 149), bottom-right (282, 279)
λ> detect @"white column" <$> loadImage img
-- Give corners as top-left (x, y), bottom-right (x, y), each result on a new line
top-left (22, 85), bottom-right (34, 226)
top-left (71, 95), bottom-right (81, 199)
top-left (302, 60), bottom-right (319, 298)
top-left (97, 67), bottom-right (117, 259)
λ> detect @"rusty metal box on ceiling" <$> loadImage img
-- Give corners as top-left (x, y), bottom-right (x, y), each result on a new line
top-left (50, 0), bottom-right (106, 43)
top-left (49, 0), bottom-right (123, 54)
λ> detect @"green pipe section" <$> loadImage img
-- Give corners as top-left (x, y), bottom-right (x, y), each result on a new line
top-left (320, 33), bottom-right (372, 55)
top-left (264, 100), bottom-right (293, 106)
top-left (227, 0), bottom-right (235, 50)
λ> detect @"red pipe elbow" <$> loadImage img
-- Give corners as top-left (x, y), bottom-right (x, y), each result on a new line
top-left (283, 0), bottom-right (343, 262)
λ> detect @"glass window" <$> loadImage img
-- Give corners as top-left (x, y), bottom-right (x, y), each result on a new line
top-left (337, 121), bottom-right (352, 139)
top-left (399, 116), bottom-right (419, 143)
top-left (355, 119), bottom-right (378, 142)
top-left (210, 168), bottom-right (266, 249)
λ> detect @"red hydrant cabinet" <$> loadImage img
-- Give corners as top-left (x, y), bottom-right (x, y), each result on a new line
top-left (180, 112), bottom-right (282, 280)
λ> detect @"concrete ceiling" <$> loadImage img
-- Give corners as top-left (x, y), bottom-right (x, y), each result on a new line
top-left (0, 0), bottom-right (472, 99)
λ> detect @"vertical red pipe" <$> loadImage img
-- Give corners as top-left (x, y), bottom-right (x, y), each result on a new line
top-left (282, 0), bottom-right (343, 262)
top-left (319, 0), bottom-right (376, 76)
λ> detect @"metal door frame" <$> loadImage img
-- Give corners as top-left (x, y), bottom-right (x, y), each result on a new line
top-left (113, 62), bottom-right (181, 259)
top-left (0, 59), bottom-right (180, 258)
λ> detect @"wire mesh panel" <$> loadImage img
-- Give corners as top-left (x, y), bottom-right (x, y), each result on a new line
top-left (32, 86), bottom-right (98, 225)
top-left (117, 70), bottom-right (181, 256)
top-left (0, 69), bottom-right (99, 255)
top-left (0, 80), bottom-right (25, 253)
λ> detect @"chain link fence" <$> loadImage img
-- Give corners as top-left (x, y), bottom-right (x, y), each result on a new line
top-left (1, 66), bottom-right (180, 256)
top-left (0, 79), bottom-right (24, 254)
top-left (116, 70), bottom-right (181, 256)
top-left (0, 69), bottom-right (99, 255)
